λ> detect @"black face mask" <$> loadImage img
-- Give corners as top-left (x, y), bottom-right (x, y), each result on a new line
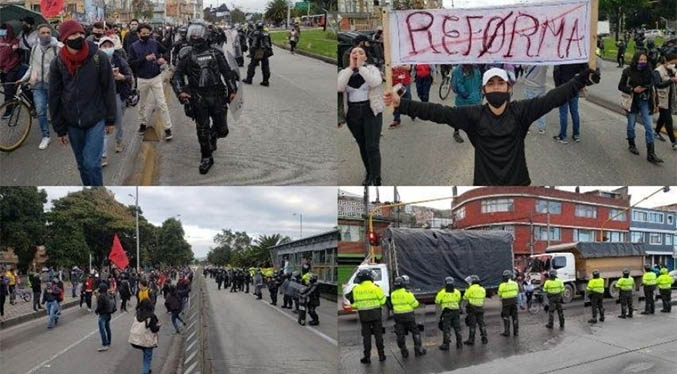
top-left (348, 71), bottom-right (365, 89)
top-left (140, 35), bottom-right (150, 42)
top-left (92, 32), bottom-right (103, 40)
top-left (66, 37), bottom-right (85, 50)
top-left (485, 91), bottom-right (510, 108)
top-left (445, 285), bottom-right (455, 292)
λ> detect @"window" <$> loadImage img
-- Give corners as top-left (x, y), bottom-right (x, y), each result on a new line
top-left (455, 206), bottom-right (466, 221)
top-left (604, 231), bottom-right (626, 242)
top-left (631, 232), bottom-right (644, 243)
top-left (574, 229), bottom-right (596, 242)
top-left (533, 226), bottom-right (561, 241)
top-left (648, 212), bottom-right (664, 224)
top-left (481, 198), bottom-right (514, 213)
top-left (667, 215), bottom-right (674, 225)
top-left (633, 210), bottom-right (648, 222)
top-left (535, 200), bottom-right (562, 214)
top-left (339, 225), bottom-right (363, 242)
top-left (649, 232), bottom-right (662, 245)
top-left (552, 256), bottom-right (567, 269)
top-left (32, 5), bottom-right (40, 12)
top-left (575, 204), bottom-right (597, 218)
top-left (480, 225), bottom-right (515, 237)
top-left (665, 234), bottom-right (673, 246)
top-left (608, 209), bottom-right (627, 221)
top-left (353, 267), bottom-right (382, 283)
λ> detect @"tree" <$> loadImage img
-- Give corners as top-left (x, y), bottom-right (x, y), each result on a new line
top-left (265, 0), bottom-right (287, 25)
top-left (157, 218), bottom-right (194, 266)
top-left (249, 234), bottom-right (291, 267)
top-left (0, 187), bottom-right (47, 272)
top-left (207, 245), bottom-right (232, 266)
top-left (132, 0), bottom-right (154, 20)
top-left (45, 219), bottom-right (89, 270)
top-left (231, 8), bottom-right (246, 24)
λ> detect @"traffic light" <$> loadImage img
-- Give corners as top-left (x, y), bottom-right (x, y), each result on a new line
top-left (367, 231), bottom-right (381, 246)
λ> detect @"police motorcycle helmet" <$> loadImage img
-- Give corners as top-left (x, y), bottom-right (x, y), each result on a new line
top-left (256, 22), bottom-right (264, 31)
top-left (393, 276), bottom-right (405, 289)
top-left (502, 270), bottom-right (513, 279)
top-left (356, 268), bottom-right (374, 283)
top-left (186, 21), bottom-right (209, 46)
top-left (549, 270), bottom-right (558, 278)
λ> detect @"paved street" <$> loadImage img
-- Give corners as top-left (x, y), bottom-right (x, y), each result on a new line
top-left (204, 278), bottom-right (337, 374)
top-left (337, 65), bottom-right (677, 186)
top-left (157, 45), bottom-right (337, 185)
top-left (0, 295), bottom-right (174, 374)
top-left (338, 291), bottom-right (677, 374)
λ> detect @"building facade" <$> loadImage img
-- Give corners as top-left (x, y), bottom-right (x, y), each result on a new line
top-left (452, 187), bottom-right (631, 268)
top-left (630, 207), bottom-right (676, 270)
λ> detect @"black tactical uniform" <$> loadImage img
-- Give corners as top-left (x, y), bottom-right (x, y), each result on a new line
top-left (172, 22), bottom-right (239, 175)
top-left (171, 27), bottom-right (188, 66)
top-left (242, 22), bottom-right (273, 86)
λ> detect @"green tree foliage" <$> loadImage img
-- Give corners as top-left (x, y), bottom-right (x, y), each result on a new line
top-left (265, 0), bottom-right (288, 25)
top-left (132, 0), bottom-right (154, 20)
top-left (157, 218), bottom-right (194, 266)
top-left (0, 187), bottom-right (47, 272)
top-left (45, 218), bottom-right (89, 269)
top-left (231, 8), bottom-right (246, 24)
top-left (207, 230), bottom-right (290, 268)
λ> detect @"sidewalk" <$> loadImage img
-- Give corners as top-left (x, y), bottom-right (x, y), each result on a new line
top-left (0, 283), bottom-right (80, 329)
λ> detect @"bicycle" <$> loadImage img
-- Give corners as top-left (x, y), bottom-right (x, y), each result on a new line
top-left (0, 81), bottom-right (35, 152)
top-left (14, 286), bottom-right (32, 302)
top-left (438, 64), bottom-right (453, 100)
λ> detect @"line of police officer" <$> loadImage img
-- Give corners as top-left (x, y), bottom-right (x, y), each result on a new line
top-left (349, 265), bottom-right (674, 364)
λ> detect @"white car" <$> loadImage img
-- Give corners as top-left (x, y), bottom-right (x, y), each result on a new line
top-left (670, 270), bottom-right (677, 288)
top-left (644, 29), bottom-right (664, 39)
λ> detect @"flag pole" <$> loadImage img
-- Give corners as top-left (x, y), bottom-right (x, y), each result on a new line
top-left (135, 185), bottom-right (140, 273)
top-left (589, 0), bottom-right (599, 70)
top-left (382, 6), bottom-right (392, 113)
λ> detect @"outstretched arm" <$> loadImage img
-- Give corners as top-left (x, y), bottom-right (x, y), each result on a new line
top-left (385, 90), bottom-right (473, 132)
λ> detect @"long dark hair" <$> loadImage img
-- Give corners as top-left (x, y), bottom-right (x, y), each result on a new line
top-left (630, 51), bottom-right (651, 71)
top-left (350, 46), bottom-right (370, 61)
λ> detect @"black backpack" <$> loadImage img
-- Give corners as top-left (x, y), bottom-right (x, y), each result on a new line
top-left (105, 294), bottom-right (117, 314)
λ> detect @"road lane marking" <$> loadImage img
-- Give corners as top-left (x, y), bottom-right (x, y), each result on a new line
top-left (186, 340), bottom-right (197, 352)
top-left (185, 361), bottom-right (198, 374)
top-left (184, 350), bottom-right (197, 365)
top-left (259, 300), bottom-right (338, 346)
top-left (23, 312), bottom-right (125, 374)
top-left (187, 320), bottom-right (196, 330)
top-left (187, 330), bottom-right (196, 342)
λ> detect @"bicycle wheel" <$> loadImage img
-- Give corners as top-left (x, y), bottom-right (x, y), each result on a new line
top-left (439, 77), bottom-right (451, 100)
top-left (22, 292), bottom-right (31, 302)
top-left (528, 302), bottom-right (540, 314)
top-left (0, 100), bottom-right (32, 152)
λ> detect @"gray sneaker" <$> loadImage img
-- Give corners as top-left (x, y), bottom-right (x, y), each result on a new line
top-left (553, 135), bottom-right (568, 144)
top-left (573, 135), bottom-right (581, 142)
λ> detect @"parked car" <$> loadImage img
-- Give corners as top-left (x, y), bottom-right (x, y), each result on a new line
top-left (644, 29), bottom-right (664, 40)
top-left (670, 270), bottom-right (677, 289)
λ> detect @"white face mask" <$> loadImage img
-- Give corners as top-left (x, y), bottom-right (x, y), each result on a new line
top-left (668, 64), bottom-right (676, 70)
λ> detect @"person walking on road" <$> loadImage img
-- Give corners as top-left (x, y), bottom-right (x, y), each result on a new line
top-left (414, 63), bottom-right (433, 104)
top-left (31, 272), bottom-right (42, 312)
top-left (242, 22), bottom-right (272, 86)
top-left (450, 64), bottom-right (483, 143)
top-left (553, 63), bottom-right (587, 143)
top-left (657, 267), bottom-right (674, 313)
top-left (652, 48), bottom-right (677, 150)
top-left (129, 298), bottom-right (161, 374)
top-left (616, 40), bottom-right (626, 67)
top-left (49, 20), bottom-right (117, 186)
top-left (641, 264), bottom-right (657, 315)
top-left (82, 272), bottom-right (95, 311)
top-left (300, 274), bottom-right (321, 326)
top-left (288, 27), bottom-right (299, 54)
top-left (119, 276), bottom-right (132, 312)
top-left (42, 280), bottom-right (61, 328)
top-left (520, 65), bottom-right (549, 135)
top-left (616, 269), bottom-right (635, 319)
top-left (463, 275), bottom-right (488, 345)
top-left (618, 51), bottom-right (664, 163)
top-left (498, 270), bottom-right (519, 336)
top-left (390, 276), bottom-right (426, 358)
top-left (384, 67), bottom-right (600, 185)
top-left (338, 46), bottom-right (384, 186)
top-left (128, 23), bottom-right (173, 140)
top-left (586, 270), bottom-right (605, 323)
top-left (96, 283), bottom-right (115, 351)
top-left (350, 268), bottom-right (387, 364)
top-left (164, 285), bottom-right (186, 334)
top-left (436, 276), bottom-right (463, 350)
top-left (5, 267), bottom-right (17, 305)
top-left (544, 270), bottom-right (565, 328)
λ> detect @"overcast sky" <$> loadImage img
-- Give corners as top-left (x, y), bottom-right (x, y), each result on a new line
top-left (40, 187), bottom-right (337, 259)
top-left (339, 186), bottom-right (677, 211)
top-left (205, 0), bottom-right (269, 13)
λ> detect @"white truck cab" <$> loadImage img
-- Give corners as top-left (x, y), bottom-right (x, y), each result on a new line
top-left (341, 263), bottom-right (390, 313)
top-left (528, 252), bottom-right (577, 302)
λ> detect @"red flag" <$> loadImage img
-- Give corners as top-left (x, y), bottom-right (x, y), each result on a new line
top-left (109, 234), bottom-right (129, 270)
top-left (40, 0), bottom-right (65, 18)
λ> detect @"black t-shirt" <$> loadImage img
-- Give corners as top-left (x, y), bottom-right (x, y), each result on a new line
top-left (398, 77), bottom-right (585, 185)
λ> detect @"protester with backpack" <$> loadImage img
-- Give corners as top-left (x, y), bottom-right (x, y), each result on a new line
top-left (164, 285), bottom-right (186, 334)
top-left (49, 20), bottom-right (117, 186)
top-left (31, 272), bottom-right (42, 312)
top-left (450, 64), bottom-right (482, 143)
top-left (41, 280), bottom-right (61, 328)
top-left (95, 283), bottom-right (115, 351)
top-left (129, 298), bottom-right (161, 374)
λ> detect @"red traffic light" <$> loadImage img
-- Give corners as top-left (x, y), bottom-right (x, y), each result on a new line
top-left (368, 231), bottom-right (381, 246)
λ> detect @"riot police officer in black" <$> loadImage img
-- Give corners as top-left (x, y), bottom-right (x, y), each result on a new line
top-left (171, 26), bottom-right (188, 66)
top-left (242, 22), bottom-right (273, 86)
top-left (172, 22), bottom-right (239, 175)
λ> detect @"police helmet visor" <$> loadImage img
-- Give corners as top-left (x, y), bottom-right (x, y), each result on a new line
top-left (187, 24), bottom-right (207, 40)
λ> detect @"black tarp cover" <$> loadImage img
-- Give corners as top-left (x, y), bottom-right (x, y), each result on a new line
top-left (382, 228), bottom-right (513, 294)
top-left (546, 242), bottom-right (647, 258)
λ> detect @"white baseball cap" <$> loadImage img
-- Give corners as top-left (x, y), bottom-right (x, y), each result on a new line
top-left (482, 68), bottom-right (509, 86)
top-left (98, 36), bottom-right (115, 47)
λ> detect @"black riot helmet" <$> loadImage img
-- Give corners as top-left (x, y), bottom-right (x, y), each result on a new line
top-left (644, 264), bottom-right (652, 272)
top-left (186, 22), bottom-right (209, 47)
top-left (401, 274), bottom-right (410, 286)
top-left (178, 26), bottom-right (187, 36)
top-left (592, 270), bottom-right (600, 278)
top-left (502, 270), bottom-right (513, 280)
top-left (549, 270), bottom-right (557, 279)
top-left (393, 277), bottom-right (405, 289)
top-left (445, 276), bottom-right (455, 291)
top-left (468, 275), bottom-right (480, 284)
top-left (356, 268), bottom-right (374, 283)
top-left (622, 268), bottom-right (630, 277)
top-left (256, 22), bottom-right (264, 30)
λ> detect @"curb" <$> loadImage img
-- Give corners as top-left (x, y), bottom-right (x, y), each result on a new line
top-left (160, 334), bottom-right (184, 374)
top-left (271, 42), bottom-right (337, 65)
top-left (0, 299), bottom-right (79, 330)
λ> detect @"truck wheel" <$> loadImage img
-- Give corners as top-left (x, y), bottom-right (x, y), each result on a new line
top-left (608, 280), bottom-right (620, 299)
top-left (562, 284), bottom-right (574, 304)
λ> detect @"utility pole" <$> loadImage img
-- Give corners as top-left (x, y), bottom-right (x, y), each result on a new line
top-left (363, 186), bottom-right (370, 257)
top-left (546, 210), bottom-right (551, 248)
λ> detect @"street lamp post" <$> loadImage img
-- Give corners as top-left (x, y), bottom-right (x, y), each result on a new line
top-left (293, 212), bottom-right (302, 239)
top-left (129, 187), bottom-right (140, 272)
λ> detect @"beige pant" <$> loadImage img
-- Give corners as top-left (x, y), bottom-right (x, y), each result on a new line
top-left (137, 74), bottom-right (172, 129)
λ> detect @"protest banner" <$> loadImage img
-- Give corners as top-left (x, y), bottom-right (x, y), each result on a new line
top-left (387, 0), bottom-right (594, 66)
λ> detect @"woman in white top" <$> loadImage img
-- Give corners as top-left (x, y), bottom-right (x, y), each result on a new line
top-left (338, 46), bottom-right (384, 185)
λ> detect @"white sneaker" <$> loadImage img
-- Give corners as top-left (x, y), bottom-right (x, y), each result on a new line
top-left (538, 129), bottom-right (546, 135)
top-left (97, 346), bottom-right (109, 352)
top-left (38, 137), bottom-right (50, 150)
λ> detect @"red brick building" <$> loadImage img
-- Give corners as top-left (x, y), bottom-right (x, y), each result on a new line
top-left (452, 187), bottom-right (631, 269)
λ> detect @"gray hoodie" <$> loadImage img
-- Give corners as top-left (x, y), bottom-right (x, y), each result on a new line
top-left (22, 36), bottom-right (59, 87)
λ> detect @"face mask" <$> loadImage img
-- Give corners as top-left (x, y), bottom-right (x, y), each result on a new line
top-left (101, 48), bottom-right (114, 57)
top-left (92, 33), bottom-right (103, 40)
top-left (0, 29), bottom-right (7, 37)
top-left (485, 91), bottom-right (510, 108)
top-left (667, 64), bottom-right (676, 71)
top-left (637, 62), bottom-right (647, 70)
top-left (130, 26), bottom-right (137, 32)
top-left (65, 36), bottom-right (84, 50)
top-left (140, 35), bottom-right (150, 42)
top-left (39, 35), bottom-right (51, 46)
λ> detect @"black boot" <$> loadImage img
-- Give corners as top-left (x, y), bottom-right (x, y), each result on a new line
top-left (439, 332), bottom-right (450, 351)
top-left (360, 357), bottom-right (371, 364)
top-left (588, 318), bottom-right (597, 324)
top-left (199, 157), bottom-right (214, 174)
top-left (647, 143), bottom-right (664, 164)
top-left (361, 173), bottom-right (371, 186)
top-left (501, 319), bottom-right (510, 336)
top-left (242, 78), bottom-right (252, 84)
top-left (413, 334), bottom-right (426, 356)
top-left (260, 81), bottom-right (270, 87)
top-left (464, 328), bottom-right (475, 345)
top-left (400, 348), bottom-right (409, 358)
top-left (628, 138), bottom-right (639, 155)
top-left (513, 320), bottom-right (519, 336)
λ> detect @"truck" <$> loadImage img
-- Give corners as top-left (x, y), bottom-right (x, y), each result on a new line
top-left (341, 228), bottom-right (514, 315)
top-left (527, 242), bottom-right (648, 304)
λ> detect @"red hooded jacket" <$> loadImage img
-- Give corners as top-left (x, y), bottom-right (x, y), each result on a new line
top-left (0, 24), bottom-right (21, 73)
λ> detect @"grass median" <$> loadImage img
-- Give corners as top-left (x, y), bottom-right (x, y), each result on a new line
top-left (599, 36), bottom-right (665, 62)
top-left (270, 29), bottom-right (337, 60)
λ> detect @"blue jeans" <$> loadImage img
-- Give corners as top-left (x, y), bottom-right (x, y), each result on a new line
top-left (558, 93), bottom-right (580, 138)
top-left (415, 76), bottom-right (433, 102)
top-left (393, 84), bottom-right (411, 122)
top-left (46, 300), bottom-right (59, 328)
top-left (72, 283), bottom-right (77, 298)
top-left (98, 314), bottom-right (111, 346)
top-left (32, 86), bottom-right (50, 137)
top-left (67, 120), bottom-right (105, 186)
top-left (142, 347), bottom-right (153, 374)
top-left (102, 96), bottom-right (125, 158)
top-left (626, 99), bottom-right (654, 144)
top-left (171, 311), bottom-right (184, 333)
top-left (523, 86), bottom-right (546, 131)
